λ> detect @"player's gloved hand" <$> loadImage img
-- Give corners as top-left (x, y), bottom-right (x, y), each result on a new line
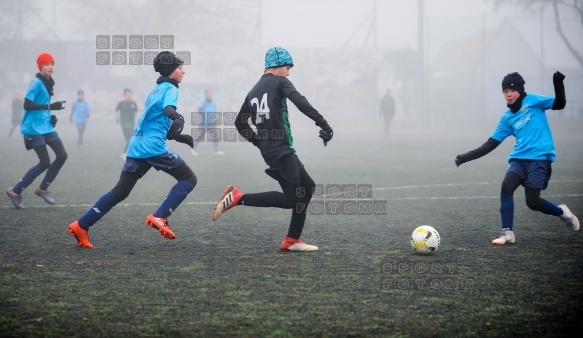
top-left (51, 115), bottom-right (58, 127)
top-left (49, 101), bottom-right (66, 110)
top-left (174, 134), bottom-right (194, 148)
top-left (455, 155), bottom-right (465, 167)
top-left (553, 71), bottom-right (565, 85)
top-left (318, 120), bottom-right (334, 146)
top-left (167, 115), bottom-right (185, 140)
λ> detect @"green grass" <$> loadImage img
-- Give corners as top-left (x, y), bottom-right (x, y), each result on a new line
top-left (1, 118), bottom-right (582, 337)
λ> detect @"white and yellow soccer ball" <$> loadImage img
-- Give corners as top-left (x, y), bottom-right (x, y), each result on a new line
top-left (410, 225), bottom-right (440, 254)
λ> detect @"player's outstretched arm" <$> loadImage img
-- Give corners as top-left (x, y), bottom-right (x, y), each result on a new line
top-left (23, 98), bottom-right (65, 111)
top-left (283, 82), bottom-right (333, 146)
top-left (552, 71), bottom-right (566, 110)
top-left (455, 138), bottom-right (501, 167)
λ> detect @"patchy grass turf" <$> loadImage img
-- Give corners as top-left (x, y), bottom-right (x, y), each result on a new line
top-left (1, 118), bottom-right (582, 337)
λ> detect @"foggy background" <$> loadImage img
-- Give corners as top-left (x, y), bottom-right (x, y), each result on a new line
top-left (1, 0), bottom-right (582, 145)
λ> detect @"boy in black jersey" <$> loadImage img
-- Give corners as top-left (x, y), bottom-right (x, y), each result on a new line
top-left (211, 47), bottom-right (333, 252)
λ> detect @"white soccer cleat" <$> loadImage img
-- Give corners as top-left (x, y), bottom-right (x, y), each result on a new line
top-left (492, 230), bottom-right (515, 245)
top-left (559, 204), bottom-right (580, 231)
top-left (280, 236), bottom-right (319, 252)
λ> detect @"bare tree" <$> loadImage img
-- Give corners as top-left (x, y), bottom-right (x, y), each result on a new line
top-left (491, 0), bottom-right (583, 69)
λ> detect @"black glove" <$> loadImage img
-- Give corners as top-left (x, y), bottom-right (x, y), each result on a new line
top-left (167, 116), bottom-right (185, 140)
top-left (553, 71), bottom-right (565, 85)
top-left (318, 120), bottom-right (334, 146)
top-left (49, 101), bottom-right (66, 110)
top-left (174, 134), bottom-right (194, 148)
top-left (455, 155), bottom-right (465, 167)
top-left (50, 115), bottom-right (58, 127)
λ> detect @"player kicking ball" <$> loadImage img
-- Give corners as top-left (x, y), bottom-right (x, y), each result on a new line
top-left (455, 71), bottom-right (579, 245)
top-left (211, 47), bottom-right (334, 252)
top-left (68, 51), bottom-right (196, 248)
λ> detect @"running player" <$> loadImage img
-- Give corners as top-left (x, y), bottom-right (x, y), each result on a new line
top-left (6, 52), bottom-right (67, 208)
top-left (455, 71), bottom-right (579, 245)
top-left (67, 51), bottom-right (196, 248)
top-left (211, 47), bottom-right (334, 252)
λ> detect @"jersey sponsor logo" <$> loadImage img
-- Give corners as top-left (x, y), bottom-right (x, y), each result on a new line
top-left (514, 114), bottom-right (531, 130)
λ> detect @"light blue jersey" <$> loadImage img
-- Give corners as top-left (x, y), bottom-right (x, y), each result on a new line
top-left (199, 99), bottom-right (217, 124)
top-left (126, 82), bottom-right (178, 158)
top-left (71, 100), bottom-right (91, 124)
top-left (491, 93), bottom-right (556, 162)
top-left (21, 77), bottom-right (54, 135)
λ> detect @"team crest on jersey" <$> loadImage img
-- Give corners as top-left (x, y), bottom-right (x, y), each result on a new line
top-left (521, 105), bottom-right (528, 113)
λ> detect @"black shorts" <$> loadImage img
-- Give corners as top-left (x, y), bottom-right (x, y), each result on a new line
top-left (265, 153), bottom-right (304, 187)
top-left (23, 132), bottom-right (61, 150)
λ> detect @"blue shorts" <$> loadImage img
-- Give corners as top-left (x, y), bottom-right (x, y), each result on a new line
top-left (122, 150), bottom-right (183, 178)
top-left (507, 159), bottom-right (552, 190)
top-left (23, 132), bottom-right (61, 150)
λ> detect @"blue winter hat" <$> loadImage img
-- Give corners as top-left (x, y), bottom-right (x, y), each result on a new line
top-left (265, 47), bottom-right (294, 69)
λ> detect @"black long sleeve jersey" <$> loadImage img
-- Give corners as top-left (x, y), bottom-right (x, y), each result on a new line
top-left (236, 73), bottom-right (326, 164)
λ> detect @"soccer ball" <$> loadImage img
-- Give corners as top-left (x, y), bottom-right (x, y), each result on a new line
top-left (410, 225), bottom-right (440, 254)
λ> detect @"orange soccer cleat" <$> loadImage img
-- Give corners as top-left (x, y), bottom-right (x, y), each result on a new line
top-left (68, 221), bottom-right (93, 248)
top-left (145, 214), bottom-right (176, 239)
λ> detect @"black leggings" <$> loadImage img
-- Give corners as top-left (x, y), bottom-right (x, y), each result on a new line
top-left (501, 171), bottom-right (552, 213)
top-left (241, 167), bottom-right (316, 239)
top-left (14, 139), bottom-right (68, 193)
top-left (110, 161), bottom-right (197, 202)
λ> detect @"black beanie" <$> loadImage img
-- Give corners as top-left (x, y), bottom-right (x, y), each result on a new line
top-left (153, 51), bottom-right (183, 76)
top-left (501, 72), bottom-right (525, 94)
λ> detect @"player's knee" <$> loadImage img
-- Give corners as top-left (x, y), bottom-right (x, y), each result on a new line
top-left (110, 188), bottom-right (130, 202)
top-left (186, 173), bottom-right (197, 189)
top-left (525, 197), bottom-right (544, 211)
top-left (56, 151), bottom-right (68, 163)
top-left (38, 159), bottom-right (51, 171)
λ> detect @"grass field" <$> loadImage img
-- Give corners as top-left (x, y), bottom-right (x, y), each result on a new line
top-left (1, 116), bottom-right (582, 337)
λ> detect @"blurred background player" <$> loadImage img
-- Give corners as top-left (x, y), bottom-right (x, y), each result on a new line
top-left (8, 91), bottom-right (22, 139)
top-left (67, 51), bottom-right (196, 248)
top-left (455, 71), bottom-right (579, 245)
top-left (70, 89), bottom-right (91, 149)
top-left (210, 47), bottom-right (334, 252)
top-left (379, 88), bottom-right (395, 136)
top-left (191, 88), bottom-right (224, 156)
top-left (115, 88), bottom-right (138, 160)
top-left (6, 52), bottom-right (67, 208)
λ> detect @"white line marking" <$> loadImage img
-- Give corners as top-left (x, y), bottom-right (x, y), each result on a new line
top-left (3, 180), bottom-right (581, 209)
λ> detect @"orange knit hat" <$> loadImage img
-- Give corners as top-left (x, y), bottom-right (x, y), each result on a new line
top-left (36, 52), bottom-right (54, 70)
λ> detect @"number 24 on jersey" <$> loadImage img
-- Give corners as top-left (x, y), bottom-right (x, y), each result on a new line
top-left (251, 93), bottom-right (270, 123)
